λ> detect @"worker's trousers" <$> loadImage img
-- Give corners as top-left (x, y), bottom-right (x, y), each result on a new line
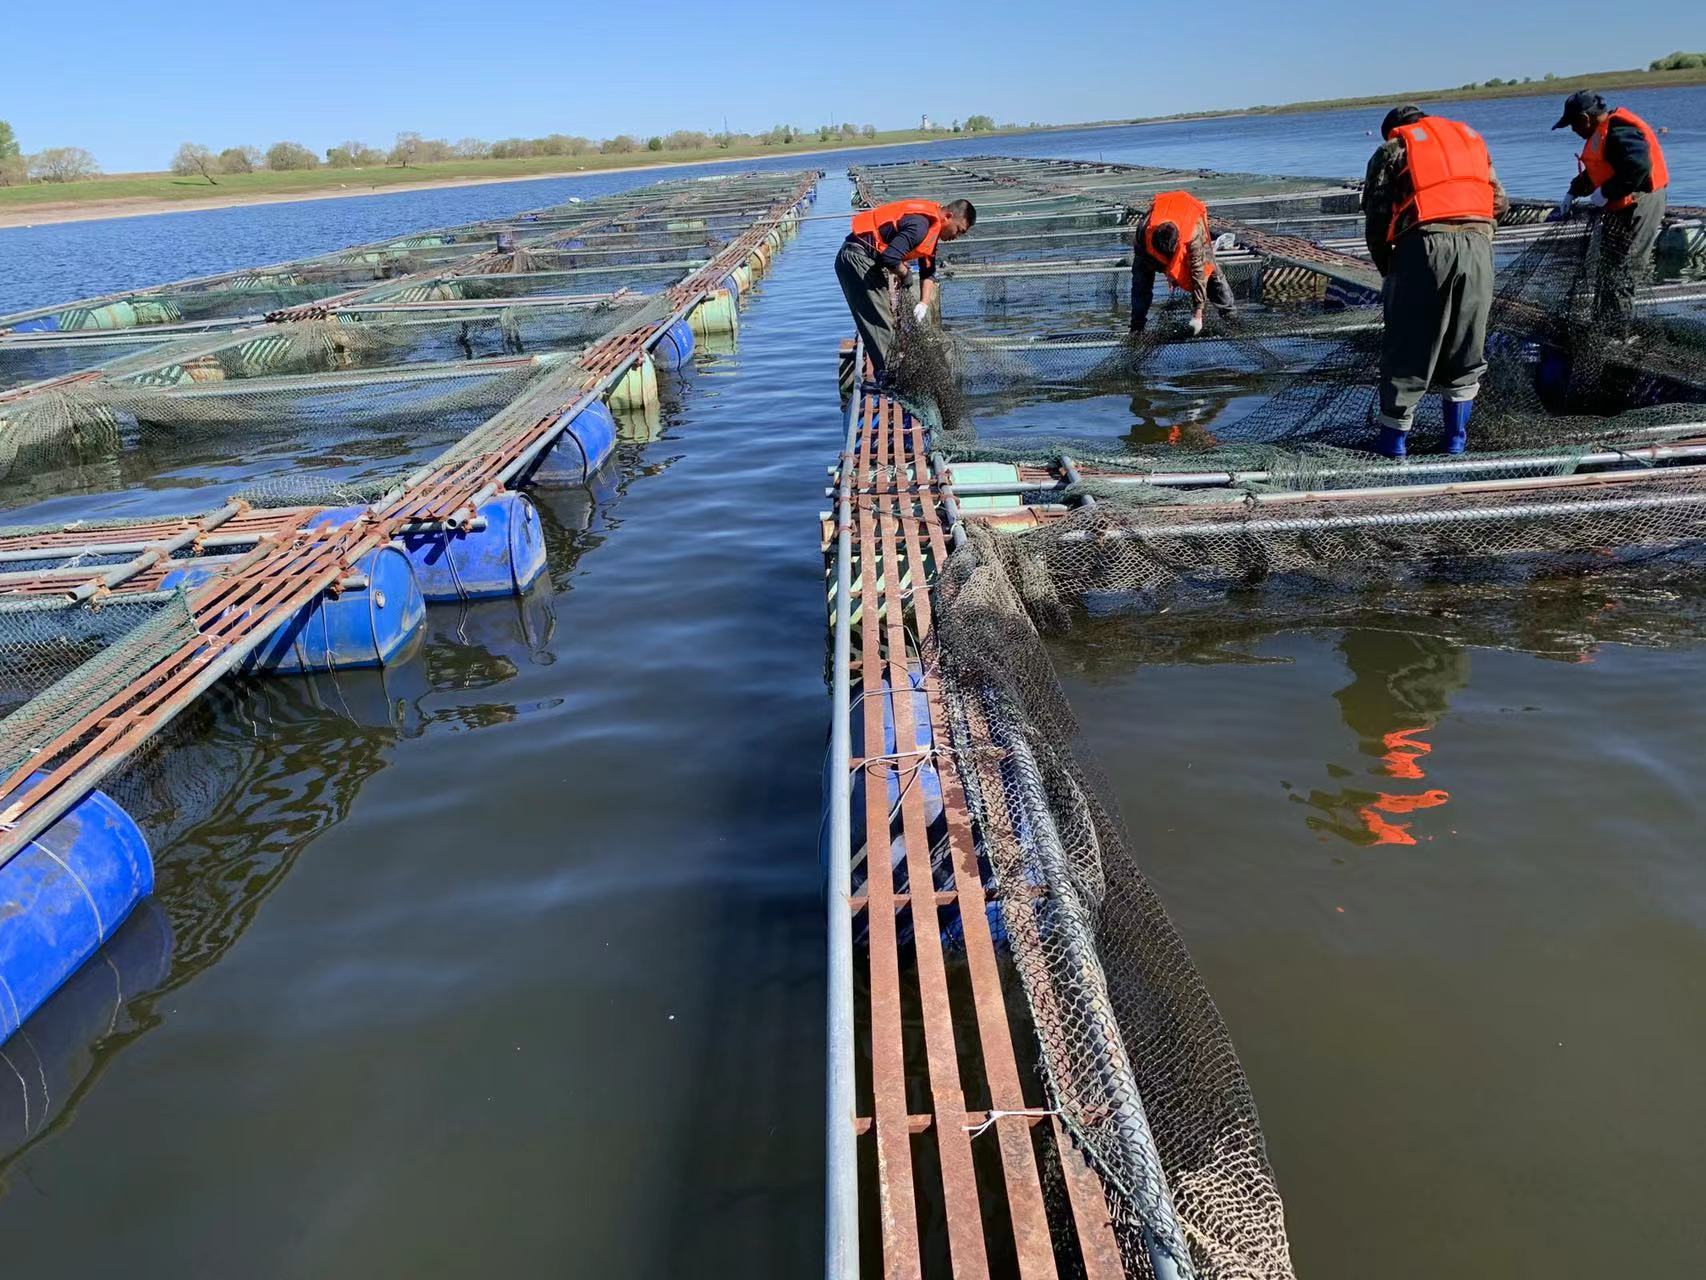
top-left (1592, 190), bottom-right (1666, 332)
top-left (1378, 227), bottom-right (1494, 430)
top-left (1130, 261), bottom-right (1237, 331)
top-left (835, 237), bottom-right (913, 378)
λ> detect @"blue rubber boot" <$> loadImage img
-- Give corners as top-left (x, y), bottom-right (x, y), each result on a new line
top-left (1374, 424), bottom-right (1408, 459)
top-left (1442, 398), bottom-right (1471, 455)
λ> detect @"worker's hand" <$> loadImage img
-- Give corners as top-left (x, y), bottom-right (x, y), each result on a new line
top-left (1186, 313), bottom-right (1204, 337)
top-left (912, 301), bottom-right (929, 325)
top-left (1549, 192), bottom-right (1575, 222)
top-left (1589, 188), bottom-right (1608, 208)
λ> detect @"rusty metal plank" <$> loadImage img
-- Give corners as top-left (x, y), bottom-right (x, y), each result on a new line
top-left (874, 471), bottom-right (991, 1275)
top-left (1051, 1118), bottom-right (1125, 1279)
top-left (897, 408), bottom-right (1060, 1279)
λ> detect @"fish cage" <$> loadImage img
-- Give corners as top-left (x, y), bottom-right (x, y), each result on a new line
top-left (824, 157), bottom-right (1706, 1279)
top-left (0, 167), bottom-right (821, 1052)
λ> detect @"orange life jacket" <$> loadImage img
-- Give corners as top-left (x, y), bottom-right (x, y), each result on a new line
top-left (1387, 116), bottom-right (1496, 244)
top-left (1579, 107), bottom-right (1670, 212)
top-left (1142, 190), bottom-right (1215, 291)
top-left (849, 199), bottom-right (945, 263)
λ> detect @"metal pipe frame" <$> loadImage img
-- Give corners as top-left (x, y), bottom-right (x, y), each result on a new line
top-left (824, 342), bottom-right (860, 1280)
top-left (945, 436), bottom-right (1706, 497)
top-left (1058, 482), bottom-right (1706, 542)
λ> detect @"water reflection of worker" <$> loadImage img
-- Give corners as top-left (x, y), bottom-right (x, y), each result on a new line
top-left (1130, 190), bottom-right (1237, 338)
top-left (1300, 629), bottom-right (1469, 846)
top-left (1550, 90), bottom-right (1670, 333)
top-left (1334, 629), bottom-right (1467, 746)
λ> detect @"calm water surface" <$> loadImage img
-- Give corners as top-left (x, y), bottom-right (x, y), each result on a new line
top-left (1055, 609), bottom-right (1706, 1278)
top-left (2, 89), bottom-right (1704, 1276)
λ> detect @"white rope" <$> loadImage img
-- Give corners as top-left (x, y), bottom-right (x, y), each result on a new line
top-left (963, 1107), bottom-right (1061, 1138)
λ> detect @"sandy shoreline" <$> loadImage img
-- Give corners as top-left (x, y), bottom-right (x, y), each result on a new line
top-left (0, 136), bottom-right (961, 231)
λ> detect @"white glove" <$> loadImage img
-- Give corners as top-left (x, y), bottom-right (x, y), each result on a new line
top-left (1589, 188), bottom-right (1607, 208)
top-left (1554, 191), bottom-right (1575, 221)
top-left (912, 302), bottom-right (929, 325)
top-left (1186, 314), bottom-right (1203, 337)
top-left (1213, 232), bottom-right (1237, 253)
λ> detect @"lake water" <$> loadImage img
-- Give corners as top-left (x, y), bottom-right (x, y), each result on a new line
top-left (2, 87), bottom-right (1704, 1277)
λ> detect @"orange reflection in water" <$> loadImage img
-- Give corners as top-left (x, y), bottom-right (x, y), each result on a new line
top-left (1358, 725), bottom-right (1450, 845)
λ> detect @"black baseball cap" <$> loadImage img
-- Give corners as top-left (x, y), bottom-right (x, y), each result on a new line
top-left (1380, 104), bottom-right (1425, 139)
top-left (1552, 90), bottom-right (1606, 129)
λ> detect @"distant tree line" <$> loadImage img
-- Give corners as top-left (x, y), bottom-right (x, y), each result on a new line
top-left (0, 120), bottom-right (101, 185)
top-left (0, 112), bottom-right (1010, 187)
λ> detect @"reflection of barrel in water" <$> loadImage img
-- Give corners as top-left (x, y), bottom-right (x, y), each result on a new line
top-left (531, 456), bottom-right (621, 540)
top-left (420, 576), bottom-right (560, 709)
top-left (0, 900), bottom-right (172, 1166)
top-left (612, 397), bottom-right (663, 445)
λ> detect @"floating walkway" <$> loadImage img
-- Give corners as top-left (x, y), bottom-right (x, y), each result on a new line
top-left (0, 168), bottom-right (820, 1043)
top-left (825, 360), bottom-right (1127, 1279)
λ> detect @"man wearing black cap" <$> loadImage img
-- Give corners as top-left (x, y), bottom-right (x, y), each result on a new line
top-left (1552, 90), bottom-right (1670, 331)
top-left (1362, 104), bottom-right (1507, 457)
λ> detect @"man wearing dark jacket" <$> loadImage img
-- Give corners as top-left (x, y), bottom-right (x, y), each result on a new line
top-left (836, 197), bottom-right (976, 381)
top-left (1552, 90), bottom-right (1670, 331)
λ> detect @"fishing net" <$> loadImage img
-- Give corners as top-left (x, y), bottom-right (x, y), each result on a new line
top-left (0, 592), bottom-right (199, 770)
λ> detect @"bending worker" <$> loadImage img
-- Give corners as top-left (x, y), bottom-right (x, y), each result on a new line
top-left (1363, 104), bottom-right (1507, 458)
top-left (835, 196), bottom-right (977, 383)
top-left (1552, 90), bottom-right (1670, 331)
top-left (1130, 189), bottom-right (1236, 337)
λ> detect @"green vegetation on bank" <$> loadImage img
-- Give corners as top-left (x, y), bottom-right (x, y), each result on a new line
top-left (0, 120), bottom-right (1022, 212)
top-left (1207, 61), bottom-right (1706, 121)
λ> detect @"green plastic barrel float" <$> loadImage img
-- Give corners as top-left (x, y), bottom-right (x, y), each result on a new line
top-left (57, 301), bottom-right (138, 331)
top-left (689, 289), bottom-right (738, 339)
top-left (607, 352), bottom-right (659, 412)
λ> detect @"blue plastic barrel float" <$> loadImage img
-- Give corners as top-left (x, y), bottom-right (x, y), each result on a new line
top-left (159, 541), bottom-right (426, 673)
top-left (0, 778), bottom-right (154, 1043)
top-left (398, 493), bottom-right (548, 602)
top-left (650, 317), bottom-right (697, 372)
top-left (530, 400), bottom-right (618, 485)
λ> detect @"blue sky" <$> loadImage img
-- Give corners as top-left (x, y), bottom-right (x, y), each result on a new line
top-left (4, 1), bottom-right (1695, 171)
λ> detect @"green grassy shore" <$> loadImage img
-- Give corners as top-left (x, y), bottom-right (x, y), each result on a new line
top-left (0, 127), bottom-right (1026, 215)
top-left (1160, 63), bottom-right (1706, 123)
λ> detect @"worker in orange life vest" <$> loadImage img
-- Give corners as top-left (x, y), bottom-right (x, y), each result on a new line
top-left (835, 197), bottom-right (977, 382)
top-left (1362, 104), bottom-right (1508, 458)
top-left (1129, 189), bottom-right (1236, 338)
top-left (1552, 90), bottom-right (1670, 332)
